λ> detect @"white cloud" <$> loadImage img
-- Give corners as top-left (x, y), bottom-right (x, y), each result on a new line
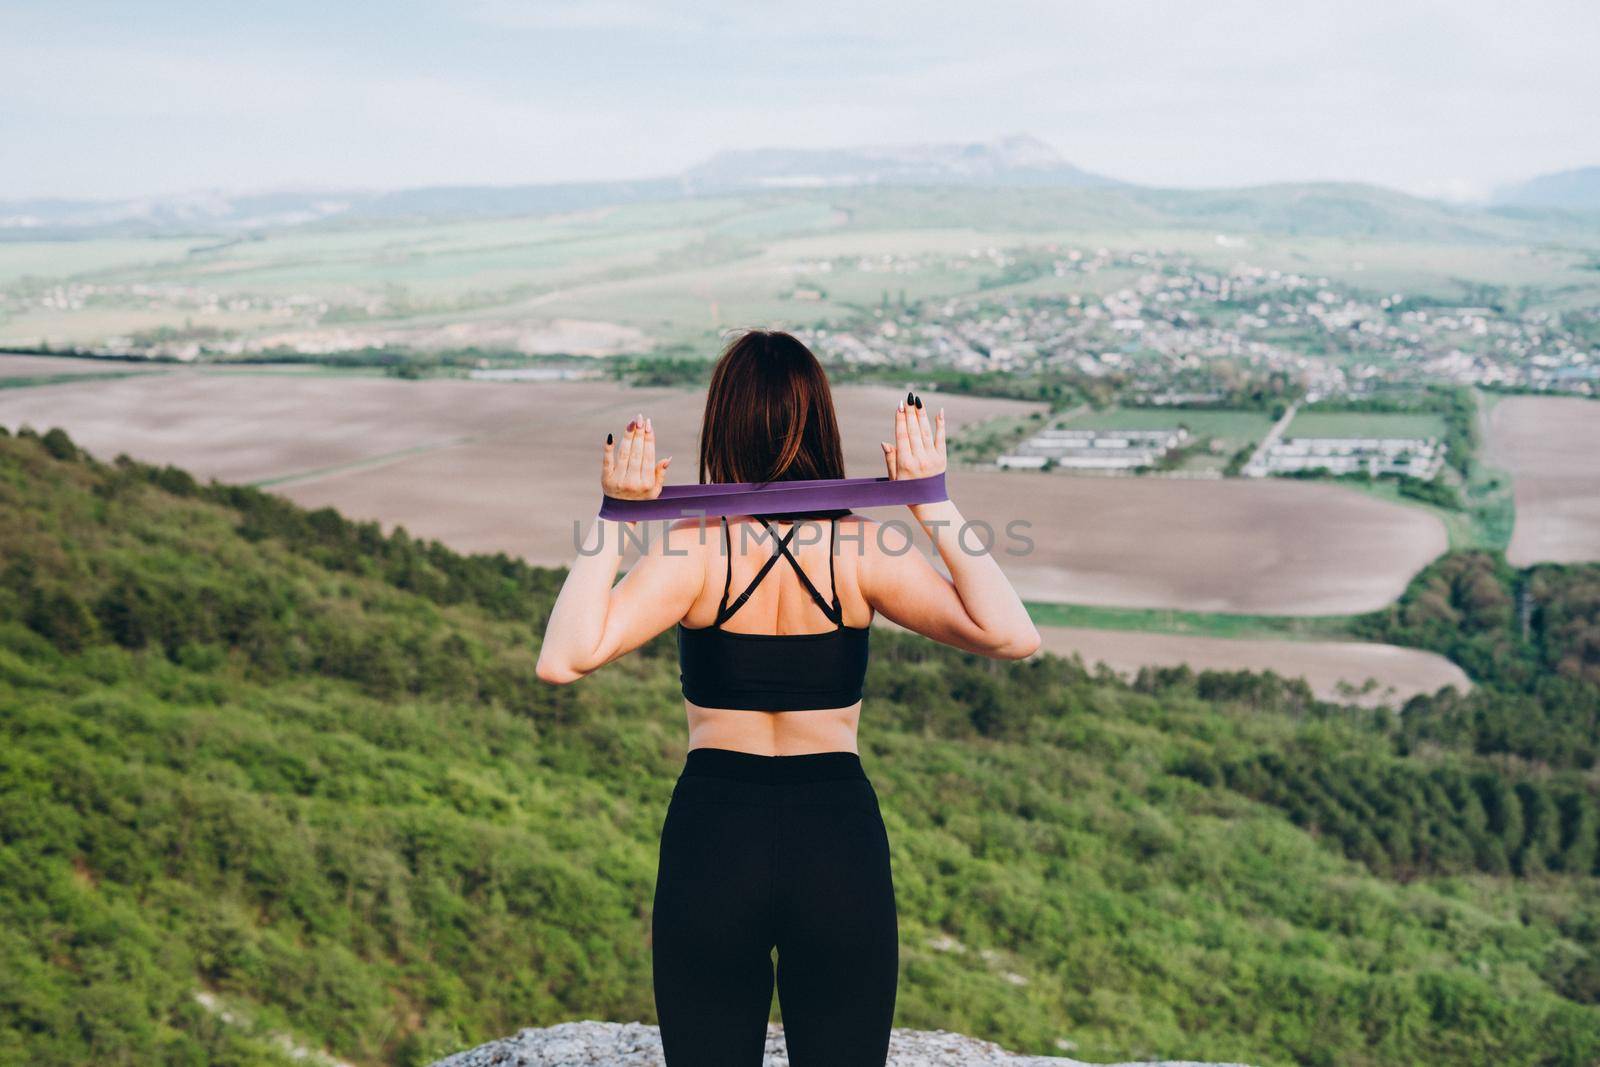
top-left (468, 0), bottom-right (685, 30)
top-left (1406, 177), bottom-right (1491, 204)
top-left (1, 0), bottom-right (1597, 198)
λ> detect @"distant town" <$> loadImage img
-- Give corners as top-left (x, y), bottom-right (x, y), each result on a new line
top-left (795, 244), bottom-right (1598, 398)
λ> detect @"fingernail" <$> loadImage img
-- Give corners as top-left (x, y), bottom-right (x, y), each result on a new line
top-left (606, 432), bottom-right (613, 445)
top-left (646, 417), bottom-right (653, 432)
top-left (906, 391), bottom-right (914, 405)
top-left (915, 396), bottom-right (923, 409)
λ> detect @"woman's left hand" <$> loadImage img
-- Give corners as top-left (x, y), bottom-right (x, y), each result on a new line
top-left (603, 412), bottom-right (672, 500)
top-left (881, 393), bottom-right (946, 480)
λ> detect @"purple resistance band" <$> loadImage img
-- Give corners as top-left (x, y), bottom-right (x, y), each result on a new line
top-left (599, 472), bottom-right (947, 521)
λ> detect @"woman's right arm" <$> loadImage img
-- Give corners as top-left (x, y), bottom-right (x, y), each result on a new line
top-left (535, 415), bottom-right (702, 684)
top-left (858, 398), bottom-right (1041, 660)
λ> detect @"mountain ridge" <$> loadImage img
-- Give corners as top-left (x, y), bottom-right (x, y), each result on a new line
top-left (11, 137), bottom-right (1592, 240)
top-left (681, 133), bottom-right (1122, 190)
top-left (1493, 165), bottom-right (1600, 212)
top-left (0, 134), bottom-right (1110, 236)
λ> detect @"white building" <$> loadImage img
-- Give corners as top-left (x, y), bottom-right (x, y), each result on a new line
top-left (998, 427), bottom-right (1190, 471)
top-left (995, 454), bottom-right (1049, 470)
top-left (1252, 436), bottom-right (1445, 479)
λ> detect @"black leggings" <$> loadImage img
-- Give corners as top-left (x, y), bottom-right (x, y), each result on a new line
top-left (651, 747), bottom-right (899, 1066)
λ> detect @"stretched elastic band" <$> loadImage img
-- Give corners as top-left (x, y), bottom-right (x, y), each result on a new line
top-left (600, 472), bottom-right (946, 521)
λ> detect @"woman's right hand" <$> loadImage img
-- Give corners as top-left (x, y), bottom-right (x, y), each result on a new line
top-left (602, 412), bottom-right (672, 500)
top-left (881, 393), bottom-right (946, 480)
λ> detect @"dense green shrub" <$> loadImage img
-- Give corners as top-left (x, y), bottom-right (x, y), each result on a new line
top-left (1355, 551), bottom-right (1600, 769)
top-left (1, 429), bottom-right (1597, 1066)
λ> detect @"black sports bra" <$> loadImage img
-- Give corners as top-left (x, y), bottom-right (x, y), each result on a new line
top-left (677, 515), bottom-right (870, 711)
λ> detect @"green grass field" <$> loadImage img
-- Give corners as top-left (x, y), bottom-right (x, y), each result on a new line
top-left (1025, 601), bottom-right (1359, 641)
top-left (1063, 406), bottom-right (1274, 439)
top-left (0, 236), bottom-right (204, 287)
top-left (1286, 410), bottom-right (1449, 439)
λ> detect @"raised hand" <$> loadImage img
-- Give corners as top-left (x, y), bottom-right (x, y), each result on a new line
top-left (602, 412), bottom-right (672, 501)
top-left (881, 392), bottom-right (946, 481)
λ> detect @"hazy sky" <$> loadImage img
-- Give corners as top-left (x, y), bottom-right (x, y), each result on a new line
top-left (3, 0), bottom-right (1596, 201)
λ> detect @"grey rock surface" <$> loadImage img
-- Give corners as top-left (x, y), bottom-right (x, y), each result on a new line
top-left (431, 1020), bottom-right (1256, 1067)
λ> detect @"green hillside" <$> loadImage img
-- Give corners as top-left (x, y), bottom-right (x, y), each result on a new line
top-left (2, 427), bottom-right (1598, 1066)
top-left (827, 183), bottom-right (1600, 245)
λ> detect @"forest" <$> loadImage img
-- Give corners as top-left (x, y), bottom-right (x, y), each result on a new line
top-left (1, 426), bottom-right (1598, 1066)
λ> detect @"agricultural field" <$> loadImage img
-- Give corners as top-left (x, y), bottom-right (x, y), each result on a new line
top-left (6, 187), bottom-right (1600, 367)
top-left (1034, 626), bottom-right (1470, 706)
top-left (0, 374), bottom-right (665, 488)
top-left (1285, 409), bottom-right (1449, 439)
top-left (0, 198), bottom-right (848, 353)
top-left (1488, 394), bottom-right (1600, 566)
top-left (954, 472), bottom-right (1443, 613)
top-left (0, 236), bottom-right (202, 286)
top-left (0, 374), bottom-right (1445, 622)
top-left (0, 354), bottom-right (169, 378)
top-left (0, 352), bottom-right (172, 388)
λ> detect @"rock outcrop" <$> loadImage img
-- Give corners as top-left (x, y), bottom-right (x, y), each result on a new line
top-left (431, 1020), bottom-right (1256, 1067)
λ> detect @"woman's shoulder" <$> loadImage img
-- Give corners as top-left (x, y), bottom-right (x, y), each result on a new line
top-left (637, 517), bottom-right (718, 561)
top-left (665, 516), bottom-right (719, 535)
top-left (836, 513), bottom-right (910, 551)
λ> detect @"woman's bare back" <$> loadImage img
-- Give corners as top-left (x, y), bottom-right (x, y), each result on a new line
top-left (680, 514), bottom-right (873, 755)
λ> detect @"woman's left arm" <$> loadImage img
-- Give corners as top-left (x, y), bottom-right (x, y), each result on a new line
top-left (536, 415), bottom-right (704, 684)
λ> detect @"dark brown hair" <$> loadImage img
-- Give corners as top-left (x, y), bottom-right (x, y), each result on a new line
top-left (698, 329), bottom-right (845, 485)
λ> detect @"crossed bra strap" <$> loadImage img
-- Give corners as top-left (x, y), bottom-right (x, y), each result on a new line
top-left (599, 472), bottom-right (946, 521)
top-left (713, 516), bottom-right (842, 629)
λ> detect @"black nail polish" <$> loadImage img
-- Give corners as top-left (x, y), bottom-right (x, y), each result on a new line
top-left (606, 433), bottom-right (613, 445)
top-left (906, 391), bottom-right (914, 405)
top-left (915, 395), bottom-right (923, 409)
